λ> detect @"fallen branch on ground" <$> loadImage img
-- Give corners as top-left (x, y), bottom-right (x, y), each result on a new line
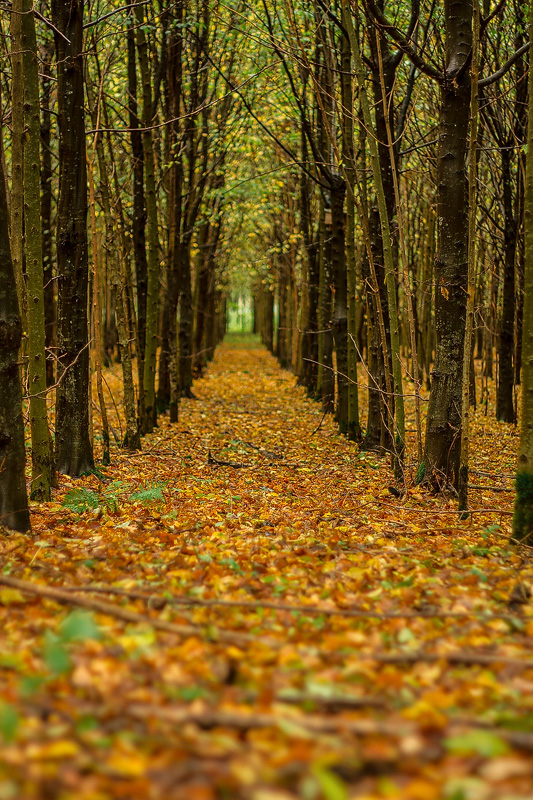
top-left (0, 575), bottom-right (273, 648)
top-left (63, 583), bottom-right (533, 623)
top-left (126, 703), bottom-right (533, 750)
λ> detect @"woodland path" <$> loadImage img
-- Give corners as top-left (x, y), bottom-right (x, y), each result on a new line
top-left (1, 336), bottom-right (533, 799)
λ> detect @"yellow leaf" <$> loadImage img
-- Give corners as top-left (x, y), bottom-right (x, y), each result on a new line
top-left (226, 646), bottom-right (244, 660)
top-left (107, 752), bottom-right (147, 777)
top-left (29, 740), bottom-right (80, 759)
top-left (404, 779), bottom-right (440, 800)
top-left (0, 588), bottom-right (26, 605)
top-left (402, 700), bottom-right (447, 728)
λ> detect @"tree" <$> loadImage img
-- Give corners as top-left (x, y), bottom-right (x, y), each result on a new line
top-left (21, 0), bottom-right (53, 500)
top-left (513, 3), bottom-right (533, 545)
top-left (0, 151), bottom-right (30, 532)
top-left (52, 0), bottom-right (94, 476)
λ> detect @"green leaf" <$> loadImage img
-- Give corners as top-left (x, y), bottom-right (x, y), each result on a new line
top-left (43, 632), bottom-right (71, 675)
top-left (397, 627), bottom-right (416, 644)
top-left (60, 611), bottom-right (101, 643)
top-left (312, 764), bottom-right (348, 800)
top-left (19, 675), bottom-right (45, 697)
top-left (444, 729), bottom-right (509, 757)
top-left (0, 703), bottom-right (19, 742)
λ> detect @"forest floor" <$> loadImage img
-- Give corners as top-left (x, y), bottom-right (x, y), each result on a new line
top-left (1, 334), bottom-right (533, 800)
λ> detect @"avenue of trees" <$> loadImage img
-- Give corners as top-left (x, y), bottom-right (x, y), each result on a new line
top-left (1, 0), bottom-right (533, 543)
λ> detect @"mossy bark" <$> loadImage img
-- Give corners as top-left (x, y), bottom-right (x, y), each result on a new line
top-left (21, 0), bottom-right (53, 500)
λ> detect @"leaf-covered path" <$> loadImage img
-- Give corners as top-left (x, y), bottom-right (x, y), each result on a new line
top-left (2, 336), bottom-right (533, 799)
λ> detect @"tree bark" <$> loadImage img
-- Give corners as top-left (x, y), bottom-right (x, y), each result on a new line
top-left (52, 0), bottom-right (94, 476)
top-left (127, 9), bottom-right (148, 405)
top-left (0, 144), bottom-right (30, 532)
top-left (513, 5), bottom-right (533, 545)
top-left (497, 148), bottom-right (517, 423)
top-left (423, 0), bottom-right (472, 489)
top-left (10, 1), bottom-right (25, 317)
top-left (40, 38), bottom-right (56, 388)
top-left (22, 0), bottom-right (53, 499)
top-left (135, 2), bottom-right (160, 434)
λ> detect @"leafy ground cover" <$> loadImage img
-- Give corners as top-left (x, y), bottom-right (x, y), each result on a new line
top-left (1, 335), bottom-right (532, 800)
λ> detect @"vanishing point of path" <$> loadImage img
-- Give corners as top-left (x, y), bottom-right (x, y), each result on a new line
top-left (1, 335), bottom-right (533, 799)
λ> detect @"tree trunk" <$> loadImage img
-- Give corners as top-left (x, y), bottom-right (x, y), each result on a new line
top-left (178, 244), bottom-right (195, 397)
top-left (318, 211), bottom-right (334, 410)
top-left (40, 38), bottom-right (56, 388)
top-left (0, 139), bottom-right (30, 532)
top-left (128, 9), bottom-right (148, 405)
top-left (52, 0), bottom-right (94, 476)
top-left (86, 69), bottom-right (141, 452)
top-left (423, 0), bottom-right (472, 489)
top-left (10, 1), bottom-right (25, 317)
top-left (497, 149), bottom-right (517, 423)
top-left (458, 0), bottom-right (480, 513)
top-left (135, 3), bottom-right (160, 434)
top-left (513, 7), bottom-right (533, 544)
top-left (21, 0), bottom-right (53, 500)
top-left (330, 179), bottom-right (349, 432)
top-left (341, 24), bottom-right (361, 442)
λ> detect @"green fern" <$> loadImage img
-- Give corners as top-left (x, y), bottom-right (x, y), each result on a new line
top-left (62, 488), bottom-right (100, 514)
top-left (130, 481), bottom-right (166, 506)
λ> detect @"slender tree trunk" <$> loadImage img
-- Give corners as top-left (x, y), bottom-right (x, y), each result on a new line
top-left (375, 26), bottom-right (422, 463)
top-left (276, 257), bottom-right (289, 368)
top-left (341, 24), bottom-right (361, 442)
top-left (135, 3), bottom-right (160, 434)
top-left (458, 0), bottom-right (480, 513)
top-left (52, 0), bottom-right (94, 476)
top-left (128, 9), bottom-right (148, 405)
top-left (423, 0), bottom-right (472, 489)
top-left (10, 1), bottom-right (25, 317)
top-left (319, 215), bottom-right (334, 410)
top-left (86, 70), bottom-right (141, 452)
top-left (346, 8), bottom-right (404, 470)
top-left (513, 7), bottom-right (533, 545)
top-left (40, 38), bottom-right (56, 388)
top-left (88, 160), bottom-right (111, 466)
top-left (497, 149), bottom-right (517, 422)
top-left (330, 180), bottom-right (349, 432)
top-left (0, 141), bottom-right (30, 532)
top-left (21, 0), bottom-right (52, 500)
top-left (178, 243), bottom-right (195, 397)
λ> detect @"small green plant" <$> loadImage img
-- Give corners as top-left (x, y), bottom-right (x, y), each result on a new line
top-left (62, 486), bottom-right (121, 514)
top-left (62, 488), bottom-right (100, 514)
top-left (130, 481), bottom-right (166, 505)
top-left (43, 611), bottom-right (102, 676)
top-left (62, 480), bottom-right (167, 513)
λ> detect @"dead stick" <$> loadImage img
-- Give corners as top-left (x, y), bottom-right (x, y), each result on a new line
top-left (125, 704), bottom-right (533, 749)
top-left (6, 575), bottom-right (532, 668)
top-left (0, 575), bottom-right (273, 648)
top-left (62, 583), bottom-right (533, 623)
top-left (127, 703), bottom-right (408, 736)
top-left (371, 652), bottom-right (533, 667)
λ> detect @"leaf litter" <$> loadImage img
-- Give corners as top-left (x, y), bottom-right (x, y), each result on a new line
top-left (1, 336), bottom-right (533, 800)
